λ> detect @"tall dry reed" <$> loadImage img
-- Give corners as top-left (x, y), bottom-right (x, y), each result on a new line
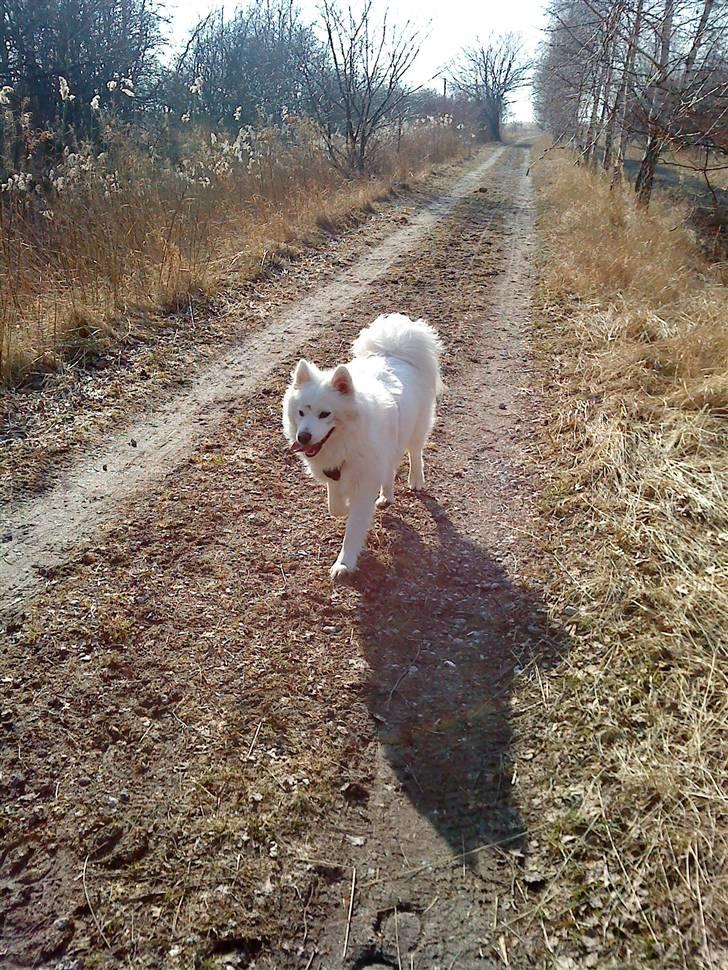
top-left (0, 116), bottom-right (467, 383)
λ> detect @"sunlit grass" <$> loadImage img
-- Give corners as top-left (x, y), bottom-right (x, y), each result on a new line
top-left (523, 144), bottom-right (728, 965)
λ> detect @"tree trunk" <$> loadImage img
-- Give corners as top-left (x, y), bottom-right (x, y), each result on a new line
top-left (479, 114), bottom-right (500, 142)
top-left (599, 13), bottom-right (619, 172)
top-left (602, 118), bottom-right (615, 171)
top-left (634, 0), bottom-right (674, 205)
top-left (479, 97), bottom-right (502, 143)
top-left (583, 68), bottom-right (605, 166)
top-left (612, 0), bottom-right (644, 182)
top-left (635, 133), bottom-right (661, 205)
top-left (683, 0), bottom-right (714, 79)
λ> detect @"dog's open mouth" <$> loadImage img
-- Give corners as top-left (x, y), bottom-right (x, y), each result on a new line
top-left (290, 426), bottom-right (335, 458)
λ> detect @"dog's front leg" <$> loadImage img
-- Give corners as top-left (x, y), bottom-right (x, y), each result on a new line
top-left (330, 485), bottom-right (378, 581)
top-left (327, 481), bottom-right (349, 518)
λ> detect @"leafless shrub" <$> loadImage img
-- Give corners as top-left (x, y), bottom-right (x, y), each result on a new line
top-left (300, 0), bottom-right (422, 174)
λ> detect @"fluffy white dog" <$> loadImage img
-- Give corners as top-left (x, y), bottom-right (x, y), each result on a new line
top-left (282, 313), bottom-right (443, 580)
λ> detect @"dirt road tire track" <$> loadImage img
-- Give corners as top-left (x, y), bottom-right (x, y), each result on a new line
top-left (0, 145), bottom-right (559, 970)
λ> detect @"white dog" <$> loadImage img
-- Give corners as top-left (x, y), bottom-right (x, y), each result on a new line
top-left (282, 313), bottom-right (443, 580)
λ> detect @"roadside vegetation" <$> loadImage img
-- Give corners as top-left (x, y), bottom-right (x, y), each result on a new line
top-left (0, 0), bottom-right (477, 385)
top-left (522, 143), bottom-right (727, 965)
top-left (534, 0), bottom-right (727, 210)
top-left (0, 112), bottom-right (464, 384)
top-left (529, 7), bottom-right (727, 954)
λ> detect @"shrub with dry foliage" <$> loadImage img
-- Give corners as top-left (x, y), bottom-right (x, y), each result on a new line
top-left (519, 149), bottom-right (728, 966)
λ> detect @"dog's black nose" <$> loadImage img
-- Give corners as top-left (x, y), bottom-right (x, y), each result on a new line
top-left (297, 430), bottom-right (312, 445)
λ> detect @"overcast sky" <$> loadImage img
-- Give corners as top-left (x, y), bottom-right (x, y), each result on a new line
top-left (162, 0), bottom-right (546, 121)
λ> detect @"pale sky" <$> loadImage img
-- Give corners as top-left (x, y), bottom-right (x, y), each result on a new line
top-left (163, 0), bottom-right (546, 121)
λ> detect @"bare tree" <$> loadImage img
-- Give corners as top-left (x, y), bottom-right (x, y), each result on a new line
top-left (451, 33), bottom-right (531, 142)
top-left (301, 0), bottom-right (422, 174)
top-left (633, 0), bottom-right (727, 203)
top-left (535, 0), bottom-right (728, 205)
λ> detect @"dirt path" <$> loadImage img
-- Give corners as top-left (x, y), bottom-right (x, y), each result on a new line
top-left (0, 146), bottom-right (505, 610)
top-left (0, 144), bottom-right (560, 970)
top-left (306, 149), bottom-right (547, 969)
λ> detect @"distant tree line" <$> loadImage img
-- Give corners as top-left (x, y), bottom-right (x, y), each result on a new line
top-left (0, 0), bottom-right (513, 180)
top-left (0, 0), bottom-right (161, 124)
top-left (534, 0), bottom-right (728, 205)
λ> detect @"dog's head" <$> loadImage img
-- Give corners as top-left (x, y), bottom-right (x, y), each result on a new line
top-left (282, 359), bottom-right (355, 459)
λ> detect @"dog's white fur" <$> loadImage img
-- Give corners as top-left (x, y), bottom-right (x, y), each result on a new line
top-left (282, 313), bottom-right (443, 580)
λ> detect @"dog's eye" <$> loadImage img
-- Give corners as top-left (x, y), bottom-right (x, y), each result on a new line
top-left (298, 409), bottom-right (304, 417)
top-left (319, 411), bottom-right (331, 419)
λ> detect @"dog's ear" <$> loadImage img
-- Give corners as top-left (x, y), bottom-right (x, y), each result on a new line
top-left (331, 365), bottom-right (353, 395)
top-left (293, 359), bottom-right (313, 386)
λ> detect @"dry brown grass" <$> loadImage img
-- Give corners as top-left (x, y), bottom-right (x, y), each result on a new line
top-left (519, 147), bottom-right (728, 966)
top-left (0, 120), bottom-right (466, 384)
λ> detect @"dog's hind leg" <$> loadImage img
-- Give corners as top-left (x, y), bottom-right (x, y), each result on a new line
top-left (376, 469), bottom-right (396, 508)
top-left (407, 439), bottom-right (427, 490)
top-left (407, 409), bottom-right (434, 491)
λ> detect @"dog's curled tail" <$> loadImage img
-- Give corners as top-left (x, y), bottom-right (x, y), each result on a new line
top-left (352, 313), bottom-right (444, 397)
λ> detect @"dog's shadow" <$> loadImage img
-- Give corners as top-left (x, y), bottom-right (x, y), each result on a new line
top-left (355, 495), bottom-right (569, 867)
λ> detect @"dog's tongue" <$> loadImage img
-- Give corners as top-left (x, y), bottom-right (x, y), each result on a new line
top-left (290, 440), bottom-right (321, 457)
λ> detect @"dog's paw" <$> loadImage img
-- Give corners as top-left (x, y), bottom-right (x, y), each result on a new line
top-left (375, 495), bottom-right (392, 509)
top-left (408, 479), bottom-right (425, 492)
top-left (330, 562), bottom-right (354, 582)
